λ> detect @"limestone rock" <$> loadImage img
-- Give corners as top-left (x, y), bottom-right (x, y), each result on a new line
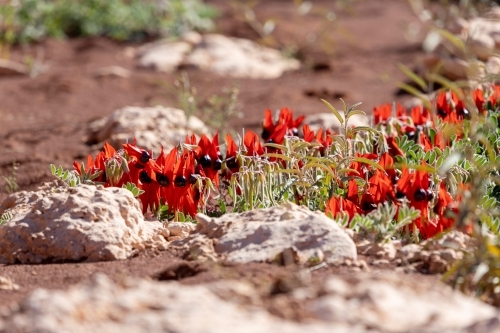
top-left (441, 57), bottom-right (469, 80)
top-left (304, 112), bottom-right (369, 133)
top-left (0, 184), bottom-right (169, 264)
top-left (93, 66), bottom-right (131, 79)
top-left (0, 272), bottom-right (498, 333)
top-left (0, 59), bottom-right (29, 76)
top-left (138, 40), bottom-right (193, 72)
top-left (178, 202), bottom-right (357, 264)
top-left (0, 276), bottom-right (19, 291)
top-left (397, 231), bottom-right (469, 274)
top-left (0, 274), bottom-right (347, 333)
top-left (356, 239), bottom-right (397, 260)
top-left (486, 55), bottom-right (500, 75)
top-left (137, 33), bottom-right (300, 79)
top-left (421, 9), bottom-right (500, 81)
top-left (470, 34), bottom-right (495, 61)
top-left (422, 230), bottom-right (472, 251)
top-left (183, 34), bottom-right (300, 79)
top-left (311, 273), bottom-right (498, 333)
top-left (166, 221), bottom-right (196, 238)
top-left (86, 105), bottom-right (210, 155)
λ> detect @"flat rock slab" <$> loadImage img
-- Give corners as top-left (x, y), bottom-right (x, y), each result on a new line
top-left (0, 272), bottom-right (498, 333)
top-left (312, 273), bottom-right (498, 333)
top-left (138, 33), bottom-right (300, 79)
top-left (0, 274), bottom-right (346, 333)
top-left (179, 202), bottom-right (357, 264)
top-left (0, 184), bottom-right (169, 264)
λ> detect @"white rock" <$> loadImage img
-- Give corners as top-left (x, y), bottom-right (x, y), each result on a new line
top-left (441, 57), bottom-right (469, 80)
top-left (0, 185), bottom-right (169, 264)
top-left (184, 34), bottom-right (300, 79)
top-left (423, 230), bottom-right (471, 251)
top-left (0, 272), bottom-right (497, 333)
top-left (304, 112), bottom-right (369, 133)
top-left (420, 10), bottom-right (500, 81)
top-left (87, 105), bottom-right (211, 154)
top-left (138, 40), bottom-right (193, 72)
top-left (0, 276), bottom-right (19, 291)
top-left (137, 34), bottom-right (300, 79)
top-left (486, 55), bottom-right (500, 74)
top-left (398, 243), bottom-right (422, 263)
top-left (93, 66), bottom-right (131, 79)
top-left (0, 59), bottom-right (29, 76)
top-left (310, 273), bottom-right (498, 333)
top-left (0, 274), bottom-right (352, 333)
top-left (179, 202), bottom-right (356, 264)
top-left (356, 240), bottom-right (397, 260)
top-left (167, 221), bottom-right (196, 238)
top-left (470, 34), bottom-right (495, 60)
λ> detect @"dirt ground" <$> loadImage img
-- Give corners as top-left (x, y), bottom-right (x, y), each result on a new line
top-left (0, 0), bottom-right (437, 310)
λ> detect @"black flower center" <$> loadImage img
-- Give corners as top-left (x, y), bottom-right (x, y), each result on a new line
top-left (426, 189), bottom-right (434, 201)
top-left (414, 188), bottom-right (427, 202)
top-left (362, 202), bottom-right (377, 211)
top-left (139, 150), bottom-right (151, 164)
top-left (213, 159), bottom-right (222, 171)
top-left (262, 129), bottom-right (271, 141)
top-left (226, 158), bottom-right (239, 169)
top-left (174, 175), bottom-right (187, 187)
top-left (188, 174), bottom-right (199, 185)
top-left (199, 155), bottom-right (212, 168)
top-left (156, 173), bottom-right (170, 187)
top-left (139, 170), bottom-right (152, 184)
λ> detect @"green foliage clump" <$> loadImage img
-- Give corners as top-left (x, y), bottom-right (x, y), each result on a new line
top-left (0, 0), bottom-right (217, 43)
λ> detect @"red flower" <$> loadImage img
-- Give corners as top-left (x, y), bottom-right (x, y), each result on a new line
top-left (122, 142), bottom-right (163, 213)
top-left (157, 148), bottom-right (198, 216)
top-left (378, 152), bottom-right (396, 183)
top-left (196, 133), bottom-right (222, 187)
top-left (419, 132), bottom-right (433, 152)
top-left (373, 103), bottom-right (408, 124)
top-left (373, 103), bottom-right (392, 125)
top-left (74, 142), bottom-right (119, 186)
top-left (224, 134), bottom-right (240, 173)
top-left (386, 135), bottom-right (404, 157)
top-left (316, 128), bottom-right (334, 156)
top-left (262, 107), bottom-right (305, 140)
top-left (325, 195), bottom-right (360, 222)
top-left (279, 107), bottom-right (305, 137)
top-left (349, 153), bottom-right (378, 178)
top-left (410, 105), bottom-right (431, 126)
top-left (302, 124), bottom-right (315, 143)
top-left (473, 88), bottom-right (485, 114)
top-left (359, 170), bottom-right (394, 212)
top-left (244, 130), bottom-right (265, 156)
top-left (265, 123), bottom-right (287, 146)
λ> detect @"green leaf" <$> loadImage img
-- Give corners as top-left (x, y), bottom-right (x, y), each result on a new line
top-left (321, 99), bottom-right (344, 125)
top-left (352, 157), bottom-right (386, 173)
top-left (123, 182), bottom-right (145, 197)
top-left (351, 126), bottom-right (381, 135)
top-left (426, 73), bottom-right (463, 98)
top-left (436, 28), bottom-right (465, 53)
top-left (262, 153), bottom-right (292, 161)
top-left (396, 82), bottom-right (431, 109)
top-left (346, 110), bottom-right (366, 120)
top-left (398, 63), bottom-right (427, 91)
top-left (303, 162), bottom-right (337, 180)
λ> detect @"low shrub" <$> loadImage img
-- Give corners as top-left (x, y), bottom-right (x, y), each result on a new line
top-left (0, 0), bottom-right (217, 43)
